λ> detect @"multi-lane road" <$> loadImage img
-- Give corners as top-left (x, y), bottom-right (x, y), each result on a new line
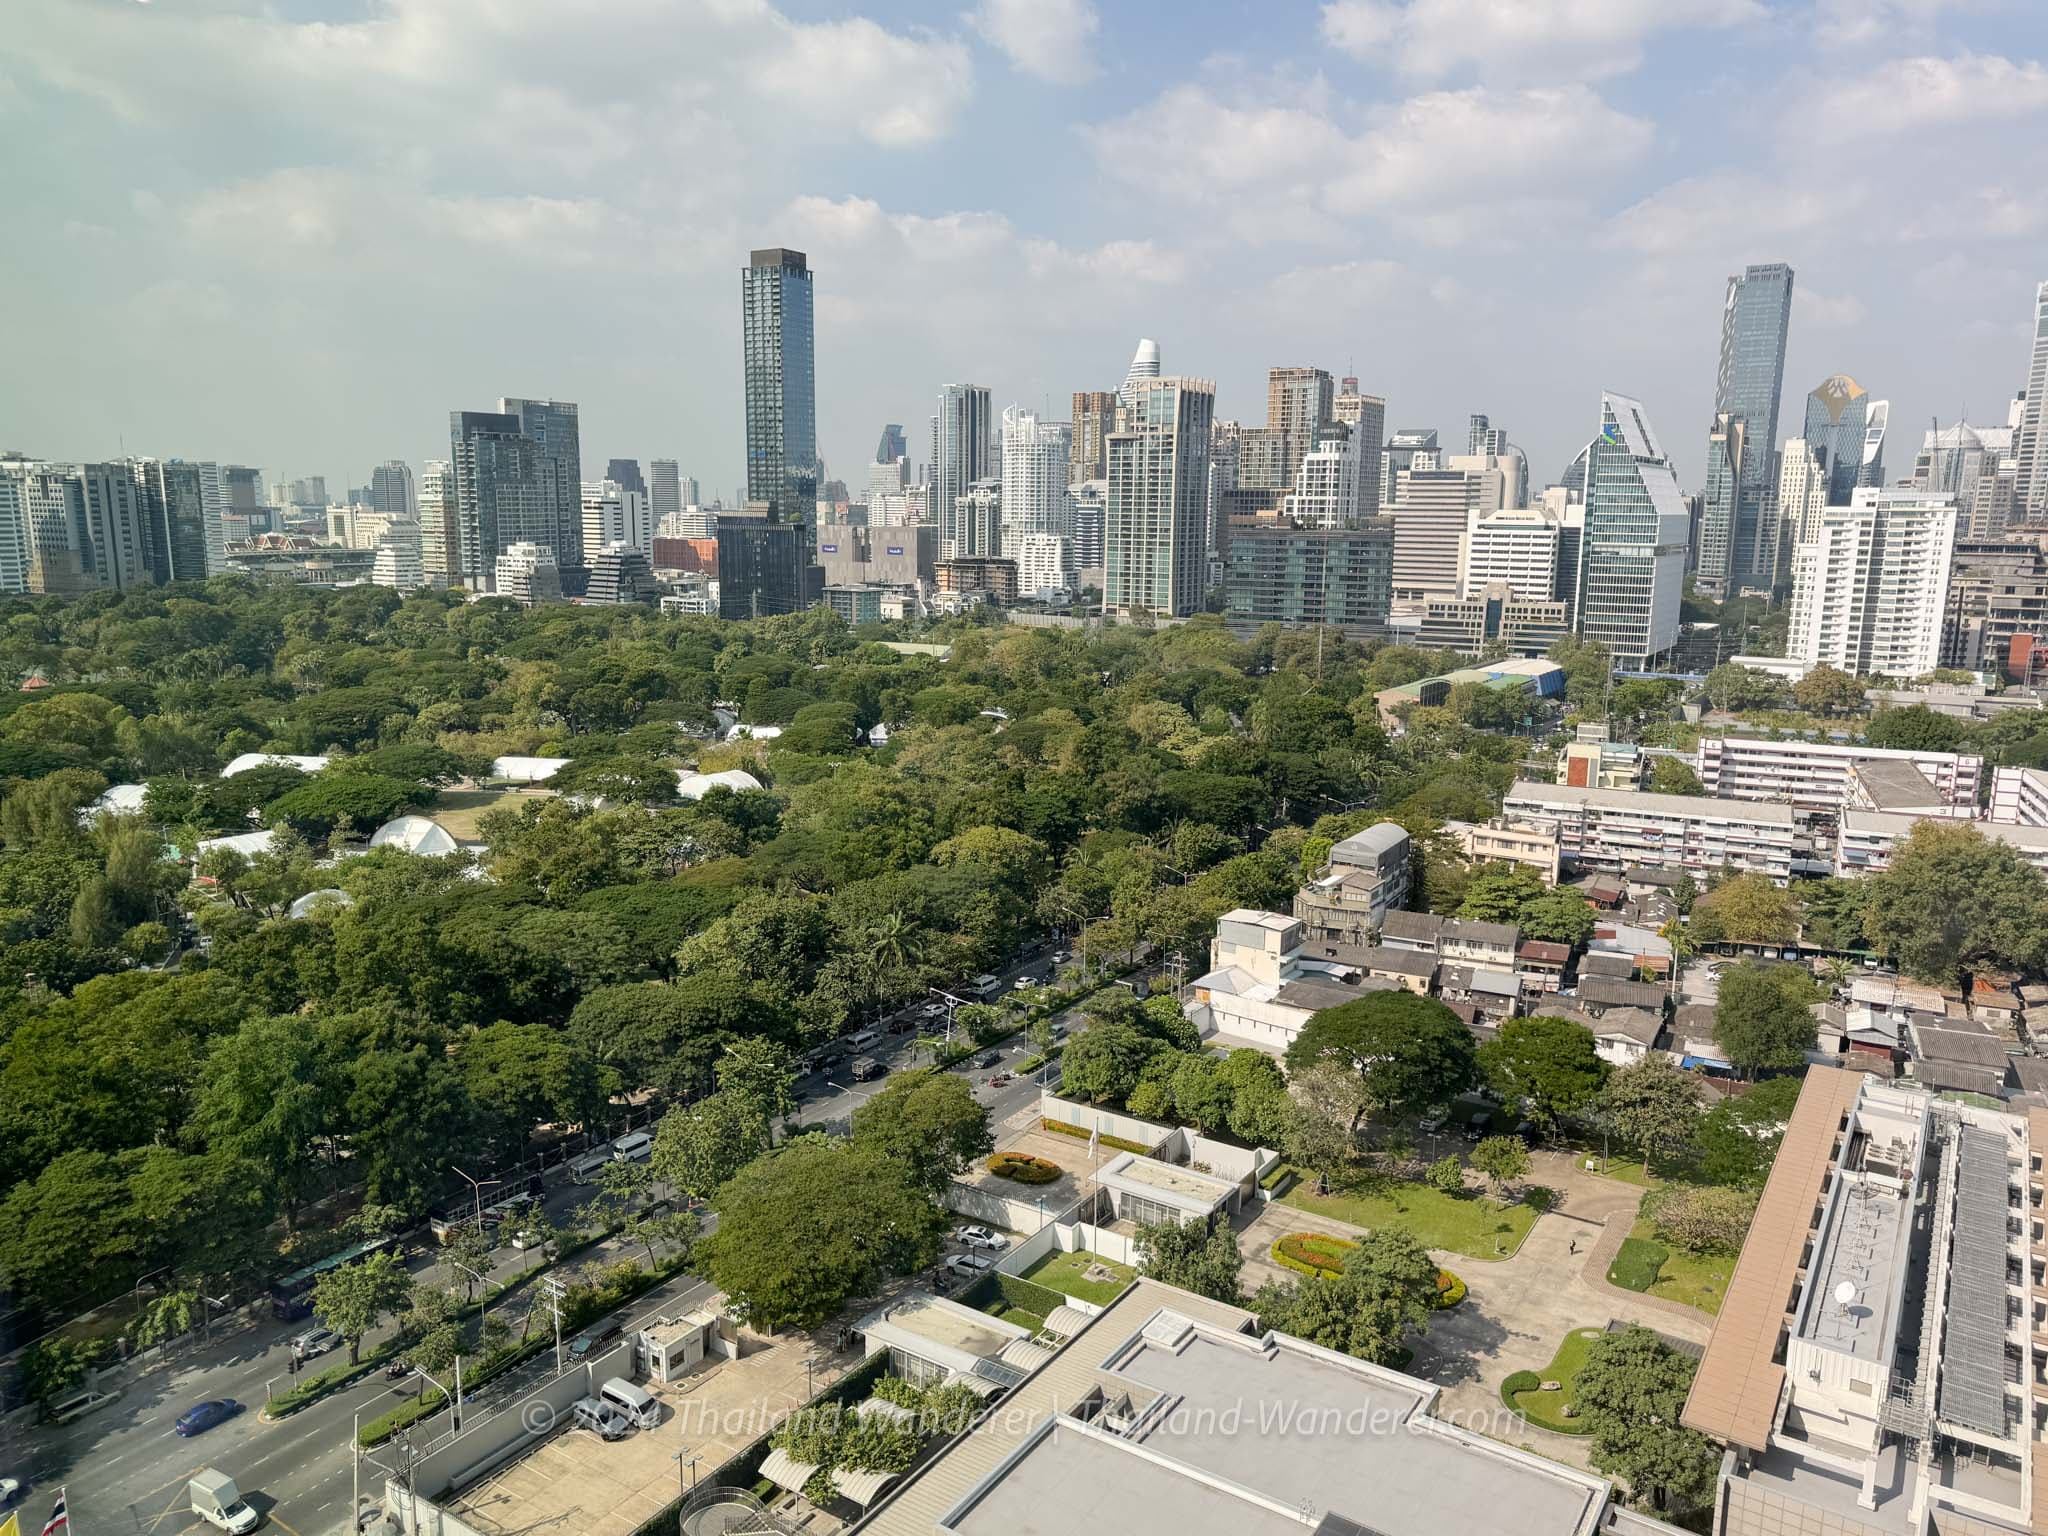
top-left (23, 945), bottom-right (1119, 1536)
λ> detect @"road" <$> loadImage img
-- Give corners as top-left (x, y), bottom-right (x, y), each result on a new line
top-left (17, 1182), bottom-right (711, 1536)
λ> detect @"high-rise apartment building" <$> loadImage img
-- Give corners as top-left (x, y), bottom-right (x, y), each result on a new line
top-left (1382, 427), bottom-right (1438, 505)
top-left (368, 460), bottom-right (416, 519)
top-left (585, 544), bottom-right (656, 605)
top-left (1070, 391), bottom-right (1115, 484)
top-left (498, 397), bottom-right (583, 580)
top-left (1799, 375), bottom-right (1873, 505)
top-left (1387, 468), bottom-right (1473, 601)
top-left (79, 463), bottom-right (151, 591)
top-left (371, 521), bottom-right (424, 592)
top-left (0, 462), bottom-right (92, 593)
top-left (1576, 392), bottom-right (1689, 670)
top-left (2014, 280), bottom-right (2048, 519)
top-left (1071, 480), bottom-right (1106, 570)
top-left (934, 384), bottom-right (992, 559)
top-left (1940, 533), bottom-right (2048, 675)
top-left (1698, 262), bottom-right (1795, 597)
top-left (1787, 487), bottom-right (1956, 677)
top-left (0, 469), bottom-right (28, 595)
top-left (581, 479), bottom-right (652, 555)
top-left (1266, 366), bottom-right (1334, 488)
top-left (999, 407), bottom-right (1072, 548)
top-left (1016, 533), bottom-right (1075, 599)
top-left (956, 479), bottom-right (1002, 559)
top-left (135, 460), bottom-right (214, 583)
top-left (1280, 421), bottom-right (1365, 529)
top-left (1105, 376), bottom-right (1214, 618)
top-left (1333, 389), bottom-right (1387, 517)
top-left (741, 248), bottom-right (818, 527)
top-left (650, 459), bottom-right (683, 525)
top-left (1118, 338), bottom-right (1159, 405)
top-left (448, 412), bottom-right (546, 590)
top-left (1776, 438), bottom-right (1829, 551)
top-left (416, 460), bottom-right (457, 587)
top-left (1224, 517), bottom-right (1393, 634)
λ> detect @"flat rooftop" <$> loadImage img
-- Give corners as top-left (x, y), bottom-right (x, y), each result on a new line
top-left (1797, 1177), bottom-right (1906, 1362)
top-left (861, 1294), bottom-right (1027, 1362)
top-left (1100, 1155), bottom-right (1235, 1203)
top-left (1506, 779), bottom-right (1797, 824)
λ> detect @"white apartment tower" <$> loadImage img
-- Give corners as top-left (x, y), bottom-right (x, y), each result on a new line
top-left (371, 521), bottom-right (425, 591)
top-left (1464, 506), bottom-right (1561, 602)
top-left (1387, 467), bottom-right (1474, 600)
top-left (580, 479), bottom-right (652, 554)
top-left (1332, 388), bottom-right (1387, 517)
top-left (1280, 420), bottom-right (1363, 529)
top-left (1016, 533), bottom-right (1074, 599)
top-left (1787, 486), bottom-right (1956, 678)
top-left (1776, 436), bottom-right (1829, 549)
top-left (493, 541), bottom-right (563, 606)
top-left (999, 407), bottom-right (1073, 547)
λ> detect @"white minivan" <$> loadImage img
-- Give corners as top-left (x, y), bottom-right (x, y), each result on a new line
top-left (599, 1377), bottom-right (660, 1429)
top-left (571, 1150), bottom-right (615, 1183)
top-left (845, 1030), bottom-right (882, 1051)
top-left (611, 1131), bottom-right (653, 1163)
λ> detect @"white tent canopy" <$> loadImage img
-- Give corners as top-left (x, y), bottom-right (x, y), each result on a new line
top-left (196, 828), bottom-right (276, 860)
top-left (221, 752), bottom-right (328, 777)
top-left (676, 768), bottom-right (763, 800)
top-left (80, 783), bottom-right (148, 825)
top-left (758, 1448), bottom-right (821, 1496)
top-left (489, 755), bottom-right (569, 784)
top-left (368, 815), bottom-right (459, 856)
top-left (288, 888), bottom-right (354, 919)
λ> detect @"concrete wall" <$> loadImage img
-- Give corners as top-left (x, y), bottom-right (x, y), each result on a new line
top-left (943, 1180), bottom-right (1082, 1234)
top-left (400, 1339), bottom-right (637, 1501)
top-left (1037, 1092), bottom-right (1174, 1152)
top-left (992, 1218), bottom-right (1140, 1281)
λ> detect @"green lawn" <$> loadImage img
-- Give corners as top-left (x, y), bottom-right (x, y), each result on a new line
top-left (1606, 1217), bottom-right (1733, 1315)
top-left (1509, 1327), bottom-right (1605, 1433)
top-left (1281, 1177), bottom-right (1541, 1261)
top-left (433, 785), bottom-right (535, 840)
top-left (1020, 1248), bottom-right (1138, 1305)
top-left (986, 1302), bottom-right (1046, 1334)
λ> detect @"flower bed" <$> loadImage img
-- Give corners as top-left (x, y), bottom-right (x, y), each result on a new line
top-left (1272, 1232), bottom-right (1355, 1279)
top-left (987, 1152), bottom-right (1061, 1184)
top-left (1433, 1269), bottom-right (1466, 1309)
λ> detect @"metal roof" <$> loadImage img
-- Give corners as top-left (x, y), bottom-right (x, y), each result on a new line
top-left (1937, 1128), bottom-right (2014, 1437)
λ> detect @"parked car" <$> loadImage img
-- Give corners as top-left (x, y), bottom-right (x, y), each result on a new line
top-left (175, 1400), bottom-right (243, 1437)
top-left (1418, 1105), bottom-right (1450, 1133)
top-left (958, 1226), bottom-right (1009, 1251)
top-left (510, 1228), bottom-right (547, 1251)
top-left (1512, 1120), bottom-right (1543, 1146)
top-left (976, 1051), bottom-right (1001, 1069)
top-left (291, 1327), bottom-right (340, 1359)
top-left (571, 1396), bottom-right (634, 1441)
top-left (1463, 1113), bottom-right (1493, 1142)
top-left (921, 1002), bottom-right (946, 1019)
top-left (569, 1316), bottom-right (625, 1361)
top-left (888, 1018), bottom-right (917, 1034)
top-left (946, 1253), bottom-right (993, 1276)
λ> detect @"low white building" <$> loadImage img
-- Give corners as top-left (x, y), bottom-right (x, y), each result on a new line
top-left (854, 1292), bottom-right (1041, 1393)
top-left (1694, 735), bottom-right (1982, 815)
top-left (1015, 533), bottom-right (1074, 600)
top-left (1095, 1150), bottom-right (1245, 1227)
top-left (1184, 909), bottom-right (1394, 1057)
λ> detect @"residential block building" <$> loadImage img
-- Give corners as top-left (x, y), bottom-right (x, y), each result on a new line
top-left (1501, 779), bottom-right (1797, 884)
top-left (1223, 517), bottom-right (1392, 634)
top-left (1787, 487), bottom-right (1956, 678)
top-left (1290, 822), bottom-right (1411, 946)
top-left (1693, 736), bottom-right (1983, 815)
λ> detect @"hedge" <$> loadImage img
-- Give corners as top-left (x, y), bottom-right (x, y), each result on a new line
top-left (1433, 1270), bottom-right (1467, 1310)
top-left (1039, 1119), bottom-right (1153, 1155)
top-left (1499, 1369), bottom-right (1541, 1409)
top-left (987, 1152), bottom-right (1061, 1185)
top-left (1272, 1232), bottom-right (1355, 1280)
top-left (994, 1273), bottom-right (1065, 1321)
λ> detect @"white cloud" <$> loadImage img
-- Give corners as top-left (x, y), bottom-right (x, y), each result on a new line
top-left (1800, 52), bottom-right (2048, 142)
top-left (1813, 0), bottom-right (1973, 48)
top-left (1093, 80), bottom-right (1652, 245)
top-left (1603, 171), bottom-right (1870, 258)
top-left (756, 12), bottom-right (973, 146)
top-left (1794, 287), bottom-right (1868, 329)
top-left (1318, 0), bottom-right (1761, 82)
top-left (970, 0), bottom-right (1100, 82)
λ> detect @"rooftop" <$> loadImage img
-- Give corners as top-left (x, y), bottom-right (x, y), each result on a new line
top-left (856, 1294), bottom-right (1032, 1369)
top-left (1379, 910), bottom-right (1446, 944)
top-left (1507, 778), bottom-right (1797, 824)
top-left (1354, 945), bottom-right (1440, 977)
top-left (1446, 917), bottom-right (1519, 947)
top-left (1329, 822), bottom-right (1408, 862)
top-left (1848, 758), bottom-right (1945, 811)
top-left (1097, 1152), bottom-right (1237, 1213)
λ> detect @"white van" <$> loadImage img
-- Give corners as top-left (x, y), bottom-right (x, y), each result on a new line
top-left (571, 1150), bottom-right (614, 1183)
top-left (611, 1131), bottom-right (653, 1163)
top-left (845, 1030), bottom-right (882, 1051)
top-left (599, 1377), bottom-right (660, 1429)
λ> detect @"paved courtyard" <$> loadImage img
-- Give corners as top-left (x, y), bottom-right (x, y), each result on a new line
top-left (1234, 1149), bottom-right (1713, 1470)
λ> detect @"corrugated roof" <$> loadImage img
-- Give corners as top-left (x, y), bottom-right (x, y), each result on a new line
top-left (1577, 976), bottom-right (1667, 1010)
top-left (1379, 911), bottom-right (1446, 945)
top-left (1910, 1025), bottom-right (2010, 1069)
top-left (1682, 1067), bottom-right (1864, 1451)
top-left (1938, 1128), bottom-right (2015, 1436)
top-left (1356, 946), bottom-right (1440, 978)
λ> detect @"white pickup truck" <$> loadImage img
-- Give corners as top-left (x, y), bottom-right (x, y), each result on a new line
top-left (190, 1469), bottom-right (260, 1534)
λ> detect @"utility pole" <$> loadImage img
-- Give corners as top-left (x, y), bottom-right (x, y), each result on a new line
top-left (540, 1277), bottom-right (567, 1373)
top-left (352, 1408), bottom-right (362, 1532)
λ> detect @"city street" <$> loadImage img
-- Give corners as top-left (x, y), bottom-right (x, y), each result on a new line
top-left (13, 1182), bottom-right (712, 1536)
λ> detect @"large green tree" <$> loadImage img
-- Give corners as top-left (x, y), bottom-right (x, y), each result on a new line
top-left (1477, 1015), bottom-right (1605, 1127)
top-left (1133, 1215), bottom-right (1243, 1303)
top-left (1862, 821), bottom-right (2048, 984)
top-left (1284, 992), bottom-right (1475, 1124)
top-left (850, 1070), bottom-right (994, 1195)
top-left (1713, 962), bottom-right (1819, 1074)
top-left (1573, 1326), bottom-right (1721, 1512)
top-left (1250, 1229), bottom-right (1441, 1363)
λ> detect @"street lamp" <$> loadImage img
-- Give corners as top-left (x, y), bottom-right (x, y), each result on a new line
top-left (407, 1356), bottom-right (465, 1434)
top-left (450, 1166), bottom-right (500, 1231)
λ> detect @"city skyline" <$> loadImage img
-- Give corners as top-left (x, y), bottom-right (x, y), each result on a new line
top-left (2, 1), bottom-right (2045, 496)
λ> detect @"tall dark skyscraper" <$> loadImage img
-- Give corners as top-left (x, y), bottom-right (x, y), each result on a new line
top-left (935, 384), bottom-right (992, 559)
top-left (1696, 262), bottom-right (1794, 598)
top-left (741, 248), bottom-right (818, 527)
top-left (605, 458), bottom-right (647, 497)
top-left (449, 410), bottom-right (545, 591)
top-left (1799, 375), bottom-right (1874, 507)
top-left (875, 424), bottom-right (907, 464)
top-left (499, 397), bottom-right (583, 582)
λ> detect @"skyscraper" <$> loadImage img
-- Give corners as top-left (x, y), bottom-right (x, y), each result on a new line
top-left (1777, 438), bottom-right (1829, 551)
top-left (417, 459), bottom-right (458, 587)
top-left (1267, 366), bottom-right (1335, 488)
top-left (449, 410), bottom-right (546, 591)
top-left (1105, 376), bottom-right (1214, 618)
top-left (1070, 391), bottom-right (1115, 485)
top-left (2016, 280), bottom-right (2048, 520)
top-left (956, 479), bottom-right (1003, 559)
top-left (581, 479), bottom-right (652, 554)
top-left (741, 247), bottom-right (818, 526)
top-left (1860, 399), bottom-right (1889, 490)
top-left (1386, 468), bottom-right (1473, 601)
top-left (499, 397), bottom-right (583, 579)
top-left (136, 460), bottom-right (214, 583)
top-left (875, 424), bottom-right (908, 464)
top-left (1800, 375), bottom-right (1872, 506)
top-left (1280, 421), bottom-right (1364, 530)
top-left (369, 460), bottom-right (417, 519)
top-left (1698, 262), bottom-right (1795, 597)
top-left (934, 384), bottom-right (992, 559)
top-left (1000, 407), bottom-right (1072, 548)
top-left (1119, 339), bottom-right (1159, 405)
top-left (79, 463), bottom-right (151, 591)
top-left (1787, 488), bottom-right (1956, 677)
top-left (650, 459), bottom-right (683, 525)
top-left (1334, 389), bottom-right (1387, 517)
top-left (604, 459), bottom-right (647, 498)
top-left (1576, 392), bottom-right (1689, 670)
top-left (717, 503), bottom-right (812, 619)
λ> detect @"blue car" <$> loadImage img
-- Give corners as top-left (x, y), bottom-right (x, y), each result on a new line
top-left (175, 1399), bottom-right (241, 1436)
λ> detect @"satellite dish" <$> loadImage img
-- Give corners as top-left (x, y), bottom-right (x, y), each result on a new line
top-left (1835, 1280), bottom-right (1856, 1308)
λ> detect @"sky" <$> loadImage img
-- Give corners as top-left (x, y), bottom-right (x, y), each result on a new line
top-left (2, 0), bottom-right (2046, 501)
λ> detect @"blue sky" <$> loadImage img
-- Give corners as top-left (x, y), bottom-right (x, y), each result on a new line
top-left (2, 0), bottom-right (2045, 499)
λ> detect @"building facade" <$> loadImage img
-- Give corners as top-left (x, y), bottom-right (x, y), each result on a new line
top-left (1069, 391), bottom-right (1114, 485)
top-left (1787, 487), bottom-right (1956, 678)
top-left (1502, 779), bottom-right (1797, 883)
top-left (1223, 517), bottom-right (1393, 633)
top-left (1693, 735), bottom-right (1983, 814)
top-left (1800, 374), bottom-right (1873, 505)
top-left (1710, 261), bottom-right (1795, 594)
top-left (1105, 376), bottom-right (1214, 618)
top-left (716, 504), bottom-right (814, 619)
top-left (498, 397), bottom-right (583, 581)
top-left (1576, 392), bottom-right (1689, 669)
top-left (935, 383), bottom-right (992, 560)
top-left (1387, 468), bottom-right (1473, 600)
top-left (580, 479), bottom-right (652, 555)
top-left (1465, 505), bottom-right (1561, 600)
top-left (999, 408), bottom-right (1071, 548)
top-left (2015, 279), bottom-right (2048, 520)
top-left (1279, 420), bottom-right (1364, 529)
top-left (741, 248), bottom-right (818, 527)
top-left (492, 541), bottom-right (562, 606)
top-left (448, 410), bottom-right (546, 590)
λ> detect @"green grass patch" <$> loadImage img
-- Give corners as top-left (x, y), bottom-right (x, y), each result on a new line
top-left (987, 1303), bottom-right (1045, 1334)
top-left (1019, 1249), bottom-right (1136, 1306)
top-left (1505, 1328), bottom-right (1605, 1435)
top-left (1280, 1177), bottom-right (1540, 1262)
top-left (1605, 1218), bottom-right (1731, 1315)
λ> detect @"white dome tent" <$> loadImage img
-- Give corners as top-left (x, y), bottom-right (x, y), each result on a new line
top-left (675, 768), bottom-right (763, 800)
top-left (287, 888), bottom-right (354, 919)
top-left (221, 753), bottom-right (329, 777)
top-left (367, 815), bottom-right (459, 857)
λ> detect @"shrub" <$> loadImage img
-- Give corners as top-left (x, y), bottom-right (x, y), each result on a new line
top-left (1433, 1269), bottom-right (1467, 1309)
top-left (1272, 1232), bottom-right (1357, 1279)
top-left (1039, 1118), bottom-right (1152, 1155)
top-left (986, 1152), bottom-right (1061, 1184)
top-left (1645, 1183), bottom-right (1758, 1254)
top-left (1500, 1369), bottom-right (1541, 1409)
